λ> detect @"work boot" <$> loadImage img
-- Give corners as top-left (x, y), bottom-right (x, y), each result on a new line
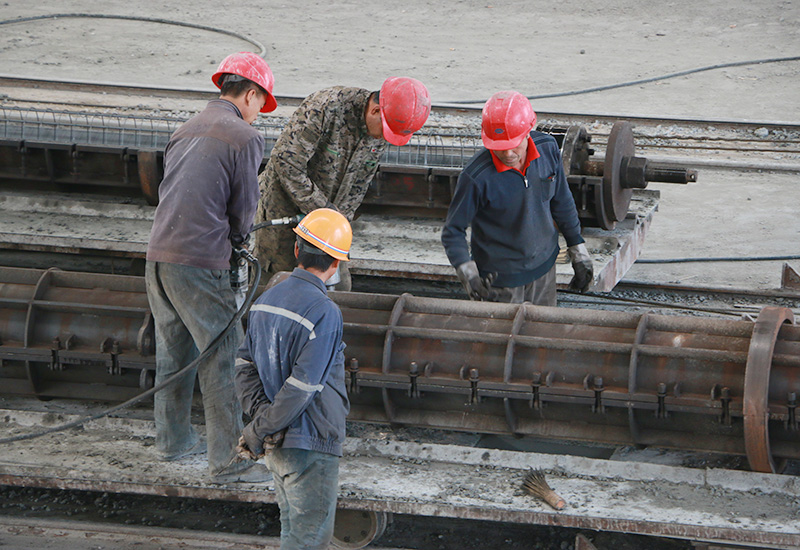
top-left (158, 437), bottom-right (207, 462)
top-left (210, 462), bottom-right (272, 484)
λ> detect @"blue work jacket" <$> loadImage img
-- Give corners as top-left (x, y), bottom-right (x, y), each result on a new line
top-left (236, 268), bottom-right (349, 456)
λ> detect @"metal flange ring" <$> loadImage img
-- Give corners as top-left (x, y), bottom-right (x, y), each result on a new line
top-left (743, 306), bottom-right (795, 473)
top-left (602, 121), bottom-right (635, 226)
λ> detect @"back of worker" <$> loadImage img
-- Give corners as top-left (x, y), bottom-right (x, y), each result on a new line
top-left (235, 208), bottom-right (352, 549)
top-left (237, 271), bottom-right (349, 454)
top-left (144, 52), bottom-right (277, 483)
top-left (147, 100), bottom-right (263, 267)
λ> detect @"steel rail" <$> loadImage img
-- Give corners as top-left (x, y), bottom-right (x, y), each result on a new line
top-left (3, 74), bottom-right (800, 131)
top-left (0, 266), bottom-right (798, 472)
top-left (0, 516), bottom-right (277, 550)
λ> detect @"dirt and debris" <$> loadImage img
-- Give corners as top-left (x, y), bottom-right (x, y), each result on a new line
top-left (2, 401), bottom-right (798, 548)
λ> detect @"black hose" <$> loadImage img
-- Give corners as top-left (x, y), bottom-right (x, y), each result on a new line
top-left (446, 55), bottom-right (800, 104)
top-left (560, 289), bottom-right (747, 317)
top-left (636, 254), bottom-right (800, 264)
top-left (0, 13), bottom-right (267, 57)
top-left (252, 214), bottom-right (304, 232)
top-left (0, 250), bottom-right (262, 445)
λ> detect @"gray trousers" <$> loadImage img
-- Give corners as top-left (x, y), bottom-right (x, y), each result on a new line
top-left (492, 264), bottom-right (557, 306)
top-left (145, 261), bottom-right (245, 475)
top-left (266, 448), bottom-right (340, 550)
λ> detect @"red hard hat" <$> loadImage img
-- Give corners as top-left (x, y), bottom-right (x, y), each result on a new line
top-left (379, 77), bottom-right (431, 146)
top-left (481, 91), bottom-right (537, 150)
top-left (212, 52), bottom-right (278, 113)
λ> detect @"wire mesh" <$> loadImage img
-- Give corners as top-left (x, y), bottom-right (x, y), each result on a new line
top-left (0, 106), bottom-right (482, 168)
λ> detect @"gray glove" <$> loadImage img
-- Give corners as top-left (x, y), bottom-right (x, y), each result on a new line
top-left (240, 423), bottom-right (266, 458)
top-left (567, 243), bottom-right (593, 292)
top-left (456, 261), bottom-right (493, 300)
top-left (239, 424), bottom-right (286, 460)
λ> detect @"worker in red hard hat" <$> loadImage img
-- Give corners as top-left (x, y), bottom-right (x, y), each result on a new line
top-left (253, 77), bottom-right (431, 290)
top-left (442, 91), bottom-right (593, 305)
top-left (144, 52), bottom-right (276, 484)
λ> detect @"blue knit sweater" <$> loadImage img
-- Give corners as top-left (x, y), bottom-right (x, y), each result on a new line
top-left (441, 131), bottom-right (584, 288)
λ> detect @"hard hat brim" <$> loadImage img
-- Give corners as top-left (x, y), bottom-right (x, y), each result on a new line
top-left (380, 111), bottom-right (414, 146)
top-left (260, 93), bottom-right (278, 113)
top-left (481, 129), bottom-right (528, 151)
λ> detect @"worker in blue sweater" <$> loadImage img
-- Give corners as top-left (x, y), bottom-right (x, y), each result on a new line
top-left (441, 90), bottom-right (593, 306)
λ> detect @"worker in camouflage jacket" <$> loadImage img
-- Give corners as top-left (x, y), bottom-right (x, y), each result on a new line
top-left (254, 77), bottom-right (431, 290)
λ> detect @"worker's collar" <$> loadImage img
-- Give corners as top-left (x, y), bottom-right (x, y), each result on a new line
top-left (210, 99), bottom-right (244, 120)
top-left (290, 267), bottom-right (328, 294)
top-left (490, 136), bottom-right (540, 175)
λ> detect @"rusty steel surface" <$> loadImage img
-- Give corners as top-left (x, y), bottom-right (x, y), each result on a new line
top-left (744, 307), bottom-right (796, 473)
top-left (0, 267), bottom-right (798, 470)
top-left (0, 267), bottom-right (153, 401)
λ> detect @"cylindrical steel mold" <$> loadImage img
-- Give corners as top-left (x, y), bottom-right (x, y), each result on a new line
top-left (0, 267), bottom-right (797, 472)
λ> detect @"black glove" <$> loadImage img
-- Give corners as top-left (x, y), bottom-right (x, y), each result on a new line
top-left (456, 261), bottom-right (492, 300)
top-left (241, 423), bottom-right (265, 458)
top-left (567, 243), bottom-right (593, 292)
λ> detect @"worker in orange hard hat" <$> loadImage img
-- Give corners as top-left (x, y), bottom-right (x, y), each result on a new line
top-left (144, 52), bottom-right (277, 484)
top-left (442, 91), bottom-right (593, 306)
top-left (235, 208), bottom-right (352, 548)
top-left (253, 77), bottom-right (431, 290)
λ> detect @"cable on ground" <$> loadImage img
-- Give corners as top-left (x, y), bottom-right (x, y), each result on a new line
top-left (446, 55), bottom-right (800, 104)
top-left (636, 254), bottom-right (800, 264)
top-left (0, 13), bottom-right (266, 58)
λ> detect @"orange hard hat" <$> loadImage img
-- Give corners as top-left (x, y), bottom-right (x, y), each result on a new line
top-left (379, 77), bottom-right (431, 146)
top-left (481, 91), bottom-right (537, 150)
top-left (212, 52), bottom-right (278, 113)
top-left (293, 208), bottom-right (352, 261)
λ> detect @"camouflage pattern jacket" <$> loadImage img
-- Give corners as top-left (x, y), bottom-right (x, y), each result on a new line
top-left (254, 87), bottom-right (386, 273)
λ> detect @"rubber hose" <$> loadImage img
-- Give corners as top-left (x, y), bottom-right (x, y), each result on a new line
top-left (0, 13), bottom-right (266, 57)
top-left (636, 254), bottom-right (800, 264)
top-left (446, 55), bottom-right (800, 104)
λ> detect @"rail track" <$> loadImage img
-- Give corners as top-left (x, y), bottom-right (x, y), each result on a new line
top-left (2, 75), bottom-right (800, 170)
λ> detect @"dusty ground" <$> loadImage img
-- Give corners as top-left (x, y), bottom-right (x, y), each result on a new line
top-left (2, 403), bottom-right (797, 549)
top-left (0, 1), bottom-right (799, 121)
top-left (1, 1), bottom-right (798, 291)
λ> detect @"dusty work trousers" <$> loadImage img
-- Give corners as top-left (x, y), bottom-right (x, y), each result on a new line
top-left (145, 261), bottom-right (245, 476)
top-left (492, 264), bottom-right (557, 306)
top-left (265, 448), bottom-right (340, 550)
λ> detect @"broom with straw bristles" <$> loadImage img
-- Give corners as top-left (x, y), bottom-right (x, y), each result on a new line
top-left (522, 469), bottom-right (566, 510)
